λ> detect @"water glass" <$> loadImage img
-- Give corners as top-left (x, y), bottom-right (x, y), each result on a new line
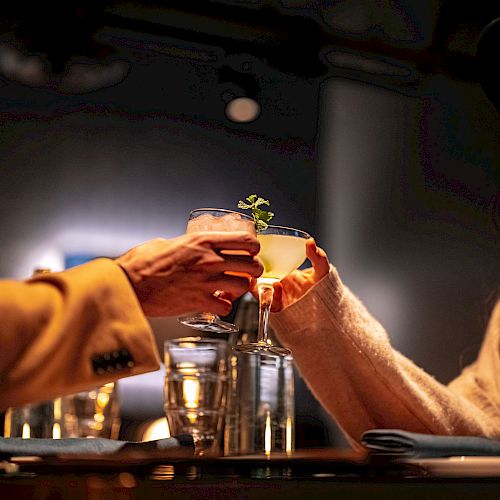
top-left (4, 398), bottom-right (79, 439)
top-left (164, 337), bottom-right (228, 456)
top-left (65, 383), bottom-right (121, 439)
top-left (4, 383), bottom-right (120, 439)
top-left (224, 351), bottom-right (295, 456)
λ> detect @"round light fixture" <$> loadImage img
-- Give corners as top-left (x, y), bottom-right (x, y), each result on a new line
top-left (225, 96), bottom-right (261, 123)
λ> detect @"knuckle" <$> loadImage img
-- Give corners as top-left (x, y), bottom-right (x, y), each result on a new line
top-left (242, 232), bottom-right (258, 246)
top-left (254, 259), bottom-right (264, 275)
top-left (191, 232), bottom-right (212, 246)
top-left (193, 232), bottom-right (209, 245)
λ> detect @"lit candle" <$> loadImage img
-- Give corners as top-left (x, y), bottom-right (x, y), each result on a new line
top-left (264, 411), bottom-right (271, 457)
top-left (22, 423), bottom-right (30, 439)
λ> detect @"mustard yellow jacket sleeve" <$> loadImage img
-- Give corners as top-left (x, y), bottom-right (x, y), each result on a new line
top-left (0, 258), bottom-right (161, 410)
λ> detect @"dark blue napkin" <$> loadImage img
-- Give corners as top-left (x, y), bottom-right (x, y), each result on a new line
top-left (361, 429), bottom-right (500, 458)
top-left (0, 435), bottom-right (194, 458)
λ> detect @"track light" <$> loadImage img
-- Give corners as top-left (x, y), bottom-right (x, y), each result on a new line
top-left (219, 63), bottom-right (261, 123)
top-left (224, 94), bottom-right (261, 123)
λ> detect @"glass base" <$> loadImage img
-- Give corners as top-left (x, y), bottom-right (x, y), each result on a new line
top-left (233, 342), bottom-right (291, 357)
top-left (178, 312), bottom-right (239, 334)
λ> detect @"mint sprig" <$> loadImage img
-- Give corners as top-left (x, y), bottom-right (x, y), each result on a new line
top-left (238, 194), bottom-right (274, 232)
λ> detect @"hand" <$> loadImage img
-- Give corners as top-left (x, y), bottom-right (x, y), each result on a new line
top-left (259, 238), bottom-right (330, 312)
top-left (115, 232), bottom-right (263, 317)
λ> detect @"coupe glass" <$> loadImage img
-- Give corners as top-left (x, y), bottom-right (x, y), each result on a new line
top-left (234, 224), bottom-right (310, 356)
top-left (178, 208), bottom-right (256, 334)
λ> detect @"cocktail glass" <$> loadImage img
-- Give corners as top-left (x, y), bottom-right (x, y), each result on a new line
top-left (178, 208), bottom-right (256, 334)
top-left (234, 224), bottom-right (310, 356)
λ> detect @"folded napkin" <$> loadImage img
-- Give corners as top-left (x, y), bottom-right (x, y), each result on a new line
top-left (0, 435), bottom-right (194, 459)
top-left (361, 429), bottom-right (500, 458)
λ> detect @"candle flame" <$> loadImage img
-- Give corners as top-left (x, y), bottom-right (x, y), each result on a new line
top-left (22, 423), bottom-right (30, 439)
top-left (286, 416), bottom-right (293, 456)
top-left (264, 410), bottom-right (271, 457)
top-left (52, 422), bottom-right (61, 439)
top-left (53, 398), bottom-right (62, 420)
top-left (183, 378), bottom-right (200, 409)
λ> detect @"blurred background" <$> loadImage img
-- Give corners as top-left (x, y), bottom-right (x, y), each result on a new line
top-left (0, 1), bottom-right (499, 446)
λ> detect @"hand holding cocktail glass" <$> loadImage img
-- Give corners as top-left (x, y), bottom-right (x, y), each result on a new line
top-left (233, 237), bottom-right (330, 358)
top-left (260, 238), bottom-right (330, 312)
top-left (234, 224), bottom-right (311, 356)
top-left (117, 232), bottom-right (262, 318)
top-left (178, 208), bottom-right (260, 333)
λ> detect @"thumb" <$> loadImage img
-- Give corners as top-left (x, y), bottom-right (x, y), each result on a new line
top-left (270, 281), bottom-right (284, 312)
top-left (306, 238), bottom-right (330, 278)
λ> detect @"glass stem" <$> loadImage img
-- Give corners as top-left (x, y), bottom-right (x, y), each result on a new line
top-left (257, 282), bottom-right (274, 345)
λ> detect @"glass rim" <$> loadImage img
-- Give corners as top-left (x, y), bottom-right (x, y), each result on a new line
top-left (189, 208), bottom-right (253, 220)
top-left (164, 336), bottom-right (228, 348)
top-left (259, 224), bottom-right (311, 239)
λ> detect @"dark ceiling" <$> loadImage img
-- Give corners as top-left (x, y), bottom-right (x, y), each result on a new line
top-left (0, 1), bottom-right (499, 140)
top-left (1, 1), bottom-right (499, 84)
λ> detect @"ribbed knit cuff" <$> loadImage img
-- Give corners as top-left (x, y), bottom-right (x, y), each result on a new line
top-left (269, 265), bottom-right (345, 339)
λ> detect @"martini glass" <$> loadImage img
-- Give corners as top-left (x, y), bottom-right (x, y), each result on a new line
top-left (234, 224), bottom-right (310, 356)
top-left (178, 208), bottom-right (256, 334)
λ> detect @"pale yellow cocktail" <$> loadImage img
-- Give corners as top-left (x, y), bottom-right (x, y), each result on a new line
top-left (257, 233), bottom-right (307, 286)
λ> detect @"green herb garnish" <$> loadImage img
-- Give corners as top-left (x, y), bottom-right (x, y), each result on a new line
top-left (238, 194), bottom-right (274, 232)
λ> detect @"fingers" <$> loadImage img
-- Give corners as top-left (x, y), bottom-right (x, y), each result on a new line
top-left (208, 274), bottom-right (252, 300)
top-left (207, 294), bottom-right (233, 317)
top-left (249, 277), bottom-right (259, 301)
top-left (271, 282), bottom-right (284, 312)
top-left (305, 238), bottom-right (330, 278)
top-left (217, 254), bottom-right (263, 278)
top-left (202, 231), bottom-right (260, 256)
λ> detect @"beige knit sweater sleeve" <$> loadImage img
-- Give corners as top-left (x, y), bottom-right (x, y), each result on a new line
top-left (269, 266), bottom-right (500, 448)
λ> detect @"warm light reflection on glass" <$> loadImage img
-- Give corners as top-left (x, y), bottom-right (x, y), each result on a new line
top-left (286, 416), bottom-right (293, 456)
top-left (52, 422), bottom-right (61, 439)
top-left (230, 355), bottom-right (238, 382)
top-left (181, 378), bottom-right (200, 424)
top-left (142, 418), bottom-right (170, 441)
top-left (53, 398), bottom-right (62, 420)
top-left (187, 411), bottom-right (198, 424)
top-left (179, 362), bottom-right (196, 369)
top-left (22, 423), bottom-right (30, 439)
top-left (94, 413), bottom-right (105, 423)
top-left (183, 379), bottom-right (200, 409)
top-left (118, 472), bottom-right (137, 489)
top-left (186, 466), bottom-right (200, 480)
top-left (4, 408), bottom-right (12, 438)
top-left (151, 465), bottom-right (175, 481)
top-left (264, 410), bottom-right (271, 457)
top-left (97, 392), bottom-right (109, 408)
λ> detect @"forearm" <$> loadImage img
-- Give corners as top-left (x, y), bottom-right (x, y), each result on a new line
top-left (0, 259), bottom-right (161, 409)
top-left (270, 268), bottom-right (499, 446)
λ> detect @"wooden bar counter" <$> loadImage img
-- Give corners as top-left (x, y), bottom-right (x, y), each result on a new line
top-left (3, 448), bottom-right (500, 499)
